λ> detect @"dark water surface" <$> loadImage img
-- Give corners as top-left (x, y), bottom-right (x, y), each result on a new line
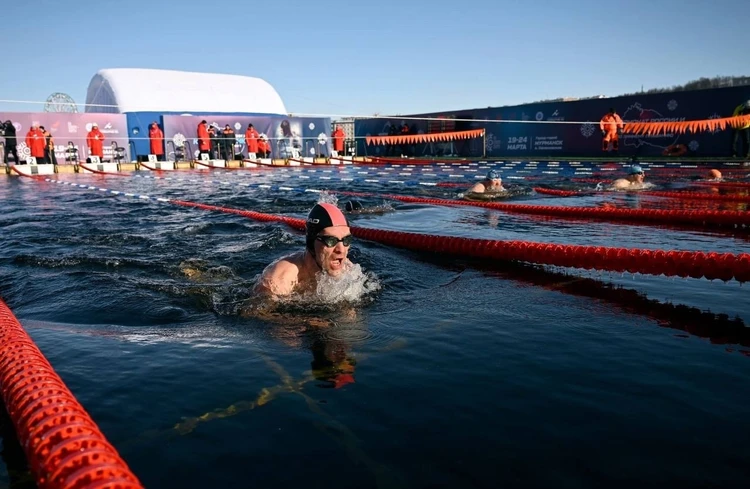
top-left (1, 162), bottom-right (749, 489)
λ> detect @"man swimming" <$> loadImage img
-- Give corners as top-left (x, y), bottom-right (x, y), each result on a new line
top-left (254, 203), bottom-right (355, 299)
top-left (612, 164), bottom-right (647, 190)
top-left (468, 170), bottom-right (506, 194)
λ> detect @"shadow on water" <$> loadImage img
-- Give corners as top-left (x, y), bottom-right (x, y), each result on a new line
top-left (393, 251), bottom-right (750, 352)
top-left (0, 402), bottom-right (35, 489)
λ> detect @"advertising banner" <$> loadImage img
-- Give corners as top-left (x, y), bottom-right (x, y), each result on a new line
top-left (355, 85), bottom-right (750, 158)
top-left (162, 115), bottom-right (332, 160)
top-left (0, 112), bottom-right (130, 163)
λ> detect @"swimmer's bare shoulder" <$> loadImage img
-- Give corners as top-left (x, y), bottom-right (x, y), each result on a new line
top-left (254, 252), bottom-right (305, 297)
top-left (611, 178), bottom-right (630, 190)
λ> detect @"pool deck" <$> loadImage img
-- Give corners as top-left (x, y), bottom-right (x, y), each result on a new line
top-left (3, 155), bottom-right (749, 176)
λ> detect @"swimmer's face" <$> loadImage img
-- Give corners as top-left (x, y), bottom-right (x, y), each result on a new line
top-left (487, 178), bottom-right (503, 189)
top-left (630, 172), bottom-right (644, 183)
top-left (313, 225), bottom-right (351, 277)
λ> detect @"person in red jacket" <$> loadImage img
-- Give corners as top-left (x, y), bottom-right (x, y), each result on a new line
top-left (197, 120), bottom-right (211, 159)
top-left (258, 134), bottom-right (271, 158)
top-left (332, 125), bottom-right (345, 156)
top-left (25, 124), bottom-right (46, 163)
top-left (600, 108), bottom-right (624, 153)
top-left (244, 123), bottom-right (259, 158)
top-left (149, 122), bottom-right (164, 160)
top-left (86, 123), bottom-right (105, 159)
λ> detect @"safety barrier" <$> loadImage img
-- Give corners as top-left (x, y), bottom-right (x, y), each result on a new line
top-left (0, 299), bottom-right (144, 489)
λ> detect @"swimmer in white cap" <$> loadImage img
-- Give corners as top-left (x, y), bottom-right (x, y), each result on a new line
top-left (254, 203), bottom-right (355, 299)
top-left (612, 164), bottom-right (647, 190)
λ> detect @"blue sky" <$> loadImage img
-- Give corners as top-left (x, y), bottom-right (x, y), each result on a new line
top-left (1, 0), bottom-right (747, 117)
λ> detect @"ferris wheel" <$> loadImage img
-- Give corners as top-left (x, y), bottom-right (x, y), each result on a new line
top-left (44, 92), bottom-right (78, 113)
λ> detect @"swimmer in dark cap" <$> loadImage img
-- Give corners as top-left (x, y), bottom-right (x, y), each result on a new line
top-left (344, 200), bottom-right (363, 212)
top-left (254, 202), bottom-right (355, 298)
top-left (612, 164), bottom-right (646, 190)
top-left (467, 170), bottom-right (505, 194)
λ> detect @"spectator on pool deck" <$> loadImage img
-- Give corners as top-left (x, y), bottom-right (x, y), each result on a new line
top-left (86, 123), bottom-right (105, 159)
top-left (600, 108), bottom-right (624, 154)
top-left (612, 164), bottom-right (646, 190)
top-left (245, 123), bottom-right (259, 158)
top-left (25, 124), bottom-right (46, 162)
top-left (221, 124), bottom-right (236, 160)
top-left (149, 122), bottom-right (164, 161)
top-left (1, 120), bottom-right (20, 165)
top-left (468, 170), bottom-right (506, 194)
top-left (39, 126), bottom-right (57, 164)
top-left (332, 125), bottom-right (345, 156)
top-left (258, 134), bottom-right (271, 158)
top-left (197, 120), bottom-right (211, 159)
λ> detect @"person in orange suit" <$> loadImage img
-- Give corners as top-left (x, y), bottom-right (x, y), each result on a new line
top-left (332, 125), bottom-right (345, 156)
top-left (197, 120), bottom-right (211, 159)
top-left (258, 134), bottom-right (271, 158)
top-left (600, 108), bottom-right (624, 154)
top-left (86, 123), bottom-right (105, 159)
top-left (244, 123), bottom-right (259, 159)
top-left (25, 124), bottom-right (46, 163)
top-left (149, 122), bottom-right (164, 161)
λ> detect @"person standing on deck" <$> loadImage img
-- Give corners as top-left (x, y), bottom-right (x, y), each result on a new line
top-left (600, 108), bottom-right (624, 154)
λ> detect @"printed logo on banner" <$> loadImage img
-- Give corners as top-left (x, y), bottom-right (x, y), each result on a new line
top-left (580, 122), bottom-right (596, 138)
top-left (547, 109), bottom-right (565, 121)
top-left (68, 121), bottom-right (78, 133)
top-left (621, 102), bottom-right (684, 150)
top-left (485, 133), bottom-right (497, 152)
top-left (668, 100), bottom-right (678, 111)
top-left (535, 111), bottom-right (544, 121)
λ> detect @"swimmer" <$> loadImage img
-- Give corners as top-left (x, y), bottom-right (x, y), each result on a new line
top-left (343, 199), bottom-right (394, 215)
top-left (612, 164), bottom-right (647, 190)
top-left (345, 200), bottom-right (363, 212)
top-left (254, 203), bottom-right (355, 299)
top-left (707, 169), bottom-right (723, 181)
top-left (467, 170), bottom-right (506, 194)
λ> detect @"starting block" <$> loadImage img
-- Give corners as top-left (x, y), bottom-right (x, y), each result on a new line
top-left (12, 162), bottom-right (56, 175)
top-left (79, 162), bottom-right (119, 173)
top-left (195, 159), bottom-right (226, 170)
top-left (141, 160), bottom-right (176, 171)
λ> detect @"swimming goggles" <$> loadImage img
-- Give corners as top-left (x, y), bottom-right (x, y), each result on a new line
top-left (316, 234), bottom-right (354, 247)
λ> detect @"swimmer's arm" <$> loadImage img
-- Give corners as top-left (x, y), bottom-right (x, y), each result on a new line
top-left (253, 260), bottom-right (299, 299)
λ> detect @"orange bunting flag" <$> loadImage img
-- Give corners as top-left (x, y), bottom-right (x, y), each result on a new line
top-left (623, 113), bottom-right (750, 136)
top-left (366, 128), bottom-right (485, 145)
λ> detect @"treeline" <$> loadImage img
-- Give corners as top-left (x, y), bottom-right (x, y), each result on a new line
top-left (532, 75), bottom-right (750, 103)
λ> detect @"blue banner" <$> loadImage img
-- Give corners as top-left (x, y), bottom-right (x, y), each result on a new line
top-left (355, 86), bottom-right (750, 158)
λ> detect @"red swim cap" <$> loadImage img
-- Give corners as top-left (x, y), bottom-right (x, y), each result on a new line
top-left (305, 203), bottom-right (348, 249)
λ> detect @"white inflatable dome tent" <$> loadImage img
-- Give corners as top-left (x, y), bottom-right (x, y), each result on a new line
top-left (84, 68), bottom-right (287, 115)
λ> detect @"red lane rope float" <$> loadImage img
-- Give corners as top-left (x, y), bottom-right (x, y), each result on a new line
top-left (532, 188), bottom-right (594, 197)
top-left (641, 190), bottom-right (750, 203)
top-left (0, 299), bottom-right (144, 489)
top-left (333, 190), bottom-right (750, 228)
top-left (693, 181), bottom-right (750, 189)
top-left (168, 200), bottom-right (750, 282)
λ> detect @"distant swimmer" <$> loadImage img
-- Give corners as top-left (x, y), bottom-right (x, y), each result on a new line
top-left (612, 164), bottom-right (647, 190)
top-left (467, 170), bottom-right (506, 194)
top-left (254, 203), bottom-right (355, 299)
top-left (707, 169), bottom-right (723, 180)
top-left (343, 199), bottom-right (394, 215)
